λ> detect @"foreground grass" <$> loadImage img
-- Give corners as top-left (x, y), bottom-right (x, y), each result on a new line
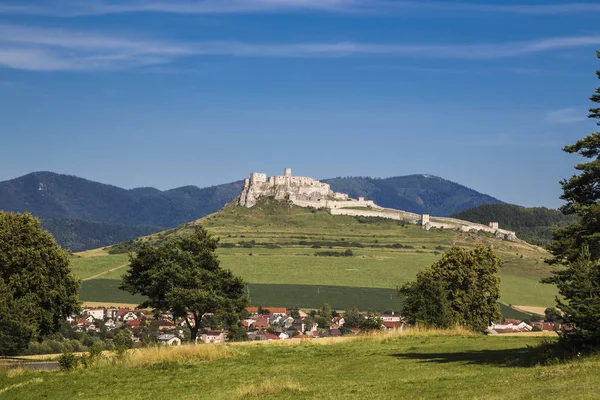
top-left (2, 332), bottom-right (598, 399)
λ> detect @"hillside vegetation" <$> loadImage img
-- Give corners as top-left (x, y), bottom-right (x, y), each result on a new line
top-left (451, 204), bottom-right (575, 247)
top-left (324, 175), bottom-right (501, 216)
top-left (2, 332), bottom-right (599, 399)
top-left (74, 198), bottom-right (555, 310)
top-left (41, 218), bottom-right (164, 252)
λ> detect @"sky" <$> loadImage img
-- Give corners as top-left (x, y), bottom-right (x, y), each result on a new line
top-left (1, 1), bottom-right (599, 208)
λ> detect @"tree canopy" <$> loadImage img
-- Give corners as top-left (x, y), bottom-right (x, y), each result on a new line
top-left (548, 51), bottom-right (600, 264)
top-left (0, 212), bottom-right (80, 356)
top-left (399, 246), bottom-right (501, 332)
top-left (544, 53), bottom-right (600, 350)
top-left (120, 225), bottom-right (248, 341)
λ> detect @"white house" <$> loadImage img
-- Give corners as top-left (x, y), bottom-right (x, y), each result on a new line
top-left (122, 312), bottom-right (139, 322)
top-left (157, 334), bottom-right (182, 346)
top-left (104, 318), bottom-right (117, 330)
top-left (83, 308), bottom-right (105, 320)
top-left (200, 330), bottom-right (228, 344)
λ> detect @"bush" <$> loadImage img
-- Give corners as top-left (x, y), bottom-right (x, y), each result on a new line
top-left (58, 351), bottom-right (79, 371)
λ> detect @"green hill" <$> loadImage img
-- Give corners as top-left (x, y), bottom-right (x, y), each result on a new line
top-left (74, 198), bottom-right (555, 311)
top-left (451, 204), bottom-right (576, 247)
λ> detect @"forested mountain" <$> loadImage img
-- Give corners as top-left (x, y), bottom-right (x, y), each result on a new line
top-left (1, 171), bottom-right (503, 251)
top-left (40, 218), bottom-right (164, 252)
top-left (324, 175), bottom-right (501, 216)
top-left (451, 203), bottom-right (575, 246)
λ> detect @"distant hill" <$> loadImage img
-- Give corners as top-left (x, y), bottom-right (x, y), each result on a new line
top-left (0, 171), bottom-right (244, 227)
top-left (324, 175), bottom-right (502, 216)
top-left (40, 218), bottom-right (164, 252)
top-left (451, 204), bottom-right (576, 247)
top-left (1, 171), bottom-right (503, 251)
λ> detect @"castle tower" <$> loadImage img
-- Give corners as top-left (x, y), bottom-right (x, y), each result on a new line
top-left (284, 168), bottom-right (292, 177)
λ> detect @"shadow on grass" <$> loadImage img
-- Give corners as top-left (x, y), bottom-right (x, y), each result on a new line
top-left (392, 346), bottom-right (552, 368)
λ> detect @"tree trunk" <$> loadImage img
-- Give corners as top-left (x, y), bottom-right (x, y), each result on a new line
top-left (190, 326), bottom-right (199, 343)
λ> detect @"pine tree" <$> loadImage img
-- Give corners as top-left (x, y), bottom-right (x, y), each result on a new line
top-left (548, 51), bottom-right (600, 264)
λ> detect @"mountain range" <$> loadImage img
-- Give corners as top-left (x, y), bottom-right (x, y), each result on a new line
top-left (0, 171), bottom-right (503, 251)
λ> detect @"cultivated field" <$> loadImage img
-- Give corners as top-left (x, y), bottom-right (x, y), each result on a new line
top-left (1, 332), bottom-right (598, 399)
top-left (73, 200), bottom-right (558, 311)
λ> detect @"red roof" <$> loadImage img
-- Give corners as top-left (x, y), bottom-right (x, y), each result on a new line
top-left (504, 319), bottom-right (522, 325)
top-left (246, 307), bottom-right (288, 314)
top-left (265, 333), bottom-right (279, 340)
top-left (76, 318), bottom-right (91, 326)
top-left (252, 317), bottom-right (270, 328)
top-left (126, 318), bottom-right (142, 327)
top-left (383, 322), bottom-right (403, 329)
top-left (204, 330), bottom-right (228, 336)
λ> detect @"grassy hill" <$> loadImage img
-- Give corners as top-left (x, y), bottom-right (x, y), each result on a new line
top-left (451, 204), bottom-right (576, 247)
top-left (3, 332), bottom-right (600, 399)
top-left (73, 198), bottom-right (556, 311)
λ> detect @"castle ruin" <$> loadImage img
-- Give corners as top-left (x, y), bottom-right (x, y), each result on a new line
top-left (238, 168), bottom-right (518, 241)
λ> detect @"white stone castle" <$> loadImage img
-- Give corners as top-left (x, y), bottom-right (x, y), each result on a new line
top-left (238, 168), bottom-right (518, 241)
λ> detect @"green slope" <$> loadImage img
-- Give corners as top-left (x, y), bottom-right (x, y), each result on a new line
top-left (75, 198), bottom-right (556, 309)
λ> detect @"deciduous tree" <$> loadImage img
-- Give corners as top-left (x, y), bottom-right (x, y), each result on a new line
top-left (398, 246), bottom-right (501, 332)
top-left (0, 212), bottom-right (80, 356)
top-left (120, 226), bottom-right (247, 342)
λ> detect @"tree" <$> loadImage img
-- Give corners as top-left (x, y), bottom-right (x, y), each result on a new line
top-left (543, 247), bottom-right (600, 349)
top-left (0, 212), bottom-right (80, 356)
top-left (120, 226), bottom-right (247, 342)
top-left (359, 312), bottom-right (383, 332)
top-left (320, 303), bottom-right (333, 321)
top-left (548, 51), bottom-right (600, 264)
top-left (290, 305), bottom-right (301, 320)
top-left (398, 273), bottom-right (456, 329)
top-left (398, 246), bottom-right (501, 332)
top-left (343, 307), bottom-right (361, 328)
top-left (544, 307), bottom-right (563, 323)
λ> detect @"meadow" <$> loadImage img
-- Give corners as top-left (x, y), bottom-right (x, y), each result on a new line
top-left (1, 332), bottom-right (597, 399)
top-left (73, 200), bottom-right (558, 311)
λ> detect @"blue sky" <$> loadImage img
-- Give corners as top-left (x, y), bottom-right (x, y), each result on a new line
top-left (1, 1), bottom-right (599, 208)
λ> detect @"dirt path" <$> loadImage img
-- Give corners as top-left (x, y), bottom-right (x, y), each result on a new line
top-left (82, 264), bottom-right (128, 281)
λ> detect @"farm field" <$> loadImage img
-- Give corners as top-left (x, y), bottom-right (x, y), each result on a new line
top-left (73, 200), bottom-right (558, 311)
top-left (2, 333), bottom-right (598, 399)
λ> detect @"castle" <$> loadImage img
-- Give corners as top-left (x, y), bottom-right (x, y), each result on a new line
top-left (238, 168), bottom-right (375, 209)
top-left (238, 168), bottom-right (518, 241)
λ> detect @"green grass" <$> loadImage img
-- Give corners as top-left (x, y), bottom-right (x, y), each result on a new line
top-left (72, 199), bottom-right (557, 308)
top-left (3, 334), bottom-right (600, 399)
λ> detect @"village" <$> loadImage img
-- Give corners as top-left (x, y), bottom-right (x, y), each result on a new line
top-left (67, 305), bottom-right (561, 349)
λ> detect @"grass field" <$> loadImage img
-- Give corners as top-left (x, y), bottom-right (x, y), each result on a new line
top-left (2, 332), bottom-right (599, 399)
top-left (72, 199), bottom-right (558, 311)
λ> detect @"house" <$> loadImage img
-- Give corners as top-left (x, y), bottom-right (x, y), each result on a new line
top-left (201, 330), bottom-right (228, 344)
top-left (157, 334), bottom-right (181, 346)
top-left (265, 333), bottom-right (280, 341)
top-left (251, 317), bottom-right (270, 330)
top-left (531, 321), bottom-right (555, 331)
top-left (332, 317), bottom-right (345, 326)
top-left (120, 311), bottom-right (141, 322)
top-left (278, 332), bottom-right (289, 340)
top-left (242, 319), bottom-right (255, 330)
top-left (83, 308), bottom-right (105, 320)
top-left (329, 329), bottom-right (342, 337)
top-left (248, 331), bottom-right (268, 341)
top-left (245, 307), bottom-right (288, 316)
top-left (157, 319), bottom-right (176, 331)
top-left (487, 322), bottom-right (533, 334)
top-left (75, 318), bottom-right (92, 331)
top-left (282, 317), bottom-right (295, 329)
top-left (380, 313), bottom-right (403, 323)
top-left (126, 318), bottom-right (145, 329)
top-left (382, 321), bottom-right (404, 332)
top-left (104, 318), bottom-right (117, 330)
top-left (84, 315), bottom-right (95, 323)
top-left (291, 320), bottom-right (305, 333)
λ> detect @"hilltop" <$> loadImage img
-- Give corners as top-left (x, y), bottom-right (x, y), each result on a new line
top-left (76, 198), bottom-right (555, 312)
top-left (0, 171), bottom-right (502, 251)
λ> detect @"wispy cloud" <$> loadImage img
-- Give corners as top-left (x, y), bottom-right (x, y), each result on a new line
top-left (545, 108), bottom-right (588, 124)
top-left (2, 1), bottom-right (600, 17)
top-left (1, 24), bottom-right (600, 71)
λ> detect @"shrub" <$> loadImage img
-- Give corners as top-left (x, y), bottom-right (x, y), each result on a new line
top-left (58, 351), bottom-right (79, 371)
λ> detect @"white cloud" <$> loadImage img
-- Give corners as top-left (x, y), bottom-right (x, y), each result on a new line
top-left (545, 108), bottom-right (588, 124)
top-left (2, 1), bottom-right (600, 17)
top-left (1, 24), bottom-right (600, 71)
